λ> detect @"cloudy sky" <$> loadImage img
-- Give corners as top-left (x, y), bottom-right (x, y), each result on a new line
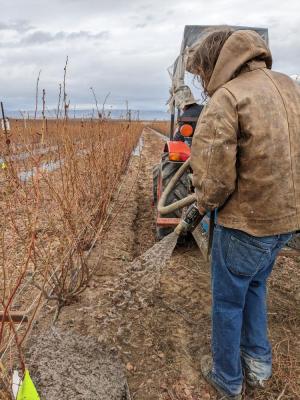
top-left (0, 0), bottom-right (299, 112)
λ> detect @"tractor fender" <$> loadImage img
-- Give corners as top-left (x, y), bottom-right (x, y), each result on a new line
top-left (163, 141), bottom-right (191, 162)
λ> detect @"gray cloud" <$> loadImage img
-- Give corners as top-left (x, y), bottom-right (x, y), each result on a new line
top-left (0, 28), bottom-right (109, 49)
top-left (0, 0), bottom-right (299, 112)
top-left (135, 23), bottom-right (147, 29)
top-left (0, 19), bottom-right (33, 33)
top-left (21, 30), bottom-right (110, 45)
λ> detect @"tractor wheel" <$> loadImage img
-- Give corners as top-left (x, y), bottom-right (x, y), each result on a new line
top-left (153, 153), bottom-right (190, 240)
top-left (152, 163), bottom-right (160, 205)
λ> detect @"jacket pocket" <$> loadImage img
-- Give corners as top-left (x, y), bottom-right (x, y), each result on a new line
top-left (226, 235), bottom-right (270, 277)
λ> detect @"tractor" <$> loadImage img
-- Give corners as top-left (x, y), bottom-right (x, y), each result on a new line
top-left (152, 25), bottom-right (300, 257)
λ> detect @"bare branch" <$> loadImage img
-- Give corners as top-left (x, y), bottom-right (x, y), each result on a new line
top-left (34, 70), bottom-right (41, 119)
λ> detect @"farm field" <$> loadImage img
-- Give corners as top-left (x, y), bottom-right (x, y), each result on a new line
top-left (4, 127), bottom-right (298, 400)
top-left (1, 2), bottom-right (299, 399)
top-left (0, 118), bottom-right (142, 398)
top-left (147, 121), bottom-right (170, 136)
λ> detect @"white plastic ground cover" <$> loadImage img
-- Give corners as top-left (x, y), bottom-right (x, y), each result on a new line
top-left (0, 138), bottom-right (83, 165)
top-left (3, 134), bottom-right (144, 182)
top-left (17, 138), bottom-right (140, 182)
top-left (0, 145), bottom-right (58, 164)
top-left (132, 136), bottom-right (144, 156)
top-left (18, 160), bottom-right (63, 182)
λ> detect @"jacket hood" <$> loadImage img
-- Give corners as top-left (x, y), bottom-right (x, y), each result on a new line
top-left (207, 30), bottom-right (272, 96)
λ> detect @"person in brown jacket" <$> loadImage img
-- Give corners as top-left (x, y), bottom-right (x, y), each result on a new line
top-left (189, 28), bottom-right (300, 399)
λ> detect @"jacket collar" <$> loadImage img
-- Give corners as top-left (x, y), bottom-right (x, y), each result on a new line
top-left (240, 60), bottom-right (267, 74)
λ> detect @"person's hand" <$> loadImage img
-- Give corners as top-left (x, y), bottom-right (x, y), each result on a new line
top-left (197, 205), bottom-right (206, 215)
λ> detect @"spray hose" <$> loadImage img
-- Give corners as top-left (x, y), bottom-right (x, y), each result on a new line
top-left (157, 158), bottom-right (196, 215)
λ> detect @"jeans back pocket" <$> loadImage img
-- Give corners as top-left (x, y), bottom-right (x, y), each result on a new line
top-left (226, 235), bottom-right (270, 277)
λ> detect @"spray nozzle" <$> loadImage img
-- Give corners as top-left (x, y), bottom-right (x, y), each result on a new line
top-left (174, 203), bottom-right (204, 236)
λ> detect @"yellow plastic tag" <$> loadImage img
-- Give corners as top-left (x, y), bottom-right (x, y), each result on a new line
top-left (17, 370), bottom-right (40, 400)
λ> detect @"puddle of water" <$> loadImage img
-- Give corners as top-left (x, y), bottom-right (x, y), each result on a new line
top-left (0, 145), bottom-right (58, 164)
top-left (18, 160), bottom-right (63, 182)
top-left (6, 135), bottom-right (144, 183)
top-left (42, 160), bottom-right (62, 172)
top-left (18, 169), bottom-right (36, 181)
top-left (132, 137), bottom-right (144, 156)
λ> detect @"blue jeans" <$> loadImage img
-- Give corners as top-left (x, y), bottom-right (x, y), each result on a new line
top-left (210, 225), bottom-right (292, 396)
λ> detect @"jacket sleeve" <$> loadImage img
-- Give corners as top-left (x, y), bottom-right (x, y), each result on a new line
top-left (190, 87), bottom-right (238, 211)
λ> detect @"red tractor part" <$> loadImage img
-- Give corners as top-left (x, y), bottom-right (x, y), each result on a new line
top-left (180, 124), bottom-right (194, 137)
top-left (163, 140), bottom-right (191, 162)
top-left (153, 145), bottom-right (191, 237)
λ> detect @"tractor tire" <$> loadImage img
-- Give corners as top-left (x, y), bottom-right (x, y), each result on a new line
top-left (152, 163), bottom-right (160, 205)
top-left (154, 153), bottom-right (190, 240)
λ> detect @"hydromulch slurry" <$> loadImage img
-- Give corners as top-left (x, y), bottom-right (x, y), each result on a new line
top-left (27, 128), bottom-right (299, 400)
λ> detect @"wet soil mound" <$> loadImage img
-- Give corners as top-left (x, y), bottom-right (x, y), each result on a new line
top-left (27, 329), bottom-right (130, 400)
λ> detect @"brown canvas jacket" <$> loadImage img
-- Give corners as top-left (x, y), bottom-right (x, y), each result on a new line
top-left (190, 30), bottom-right (300, 236)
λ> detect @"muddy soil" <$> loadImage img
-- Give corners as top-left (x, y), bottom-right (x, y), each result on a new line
top-left (26, 329), bottom-right (130, 400)
top-left (28, 128), bottom-right (299, 400)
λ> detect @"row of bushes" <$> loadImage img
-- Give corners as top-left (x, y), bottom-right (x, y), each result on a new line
top-left (0, 119), bottom-right (142, 395)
